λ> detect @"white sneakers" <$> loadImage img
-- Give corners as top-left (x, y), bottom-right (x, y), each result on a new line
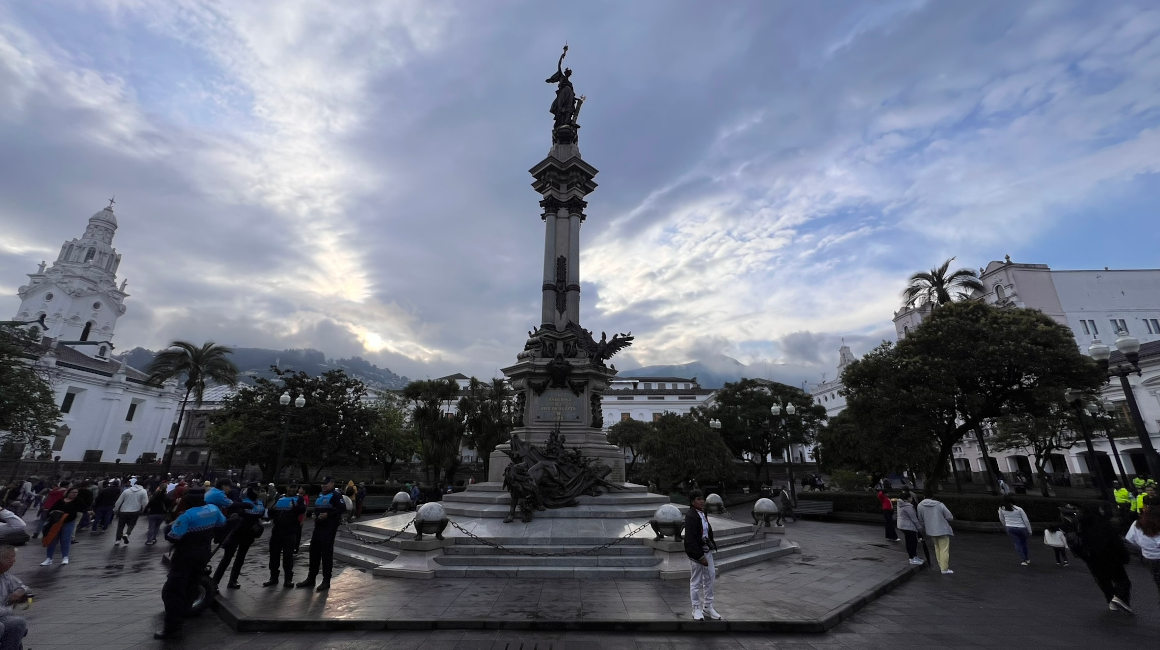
top-left (692, 608), bottom-right (704, 621)
top-left (1110, 596), bottom-right (1133, 614)
top-left (692, 606), bottom-right (722, 620)
top-left (1020, 560), bottom-right (1030, 566)
top-left (706, 606), bottom-right (723, 620)
top-left (62, 557), bottom-right (69, 565)
top-left (908, 557), bottom-right (924, 565)
top-left (941, 569), bottom-right (954, 575)
top-left (39, 559), bottom-right (52, 566)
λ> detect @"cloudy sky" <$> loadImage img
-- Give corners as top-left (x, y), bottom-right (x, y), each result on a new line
top-left (2, 1), bottom-right (1159, 387)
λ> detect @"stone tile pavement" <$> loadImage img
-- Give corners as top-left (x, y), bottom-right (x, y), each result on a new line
top-left (8, 505), bottom-right (1160, 648)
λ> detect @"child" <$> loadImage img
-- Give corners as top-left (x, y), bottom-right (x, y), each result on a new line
top-left (1044, 525), bottom-right (1069, 566)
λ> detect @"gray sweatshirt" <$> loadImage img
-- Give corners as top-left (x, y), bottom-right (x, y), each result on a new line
top-left (916, 498), bottom-right (954, 536)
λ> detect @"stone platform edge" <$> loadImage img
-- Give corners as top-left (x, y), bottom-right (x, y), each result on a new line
top-left (211, 564), bottom-right (919, 634)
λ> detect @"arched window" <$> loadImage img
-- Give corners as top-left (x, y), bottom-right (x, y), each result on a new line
top-left (995, 284), bottom-right (1006, 301)
top-left (187, 451), bottom-right (201, 465)
top-left (98, 345), bottom-right (107, 358)
top-left (80, 322), bottom-right (93, 341)
top-left (84, 248), bottom-right (96, 262)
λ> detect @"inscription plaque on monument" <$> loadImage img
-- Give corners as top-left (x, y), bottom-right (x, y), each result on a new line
top-left (534, 389), bottom-right (584, 422)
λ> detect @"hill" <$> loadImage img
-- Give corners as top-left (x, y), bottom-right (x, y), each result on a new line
top-left (618, 354), bottom-right (814, 389)
top-left (118, 346), bottom-right (411, 391)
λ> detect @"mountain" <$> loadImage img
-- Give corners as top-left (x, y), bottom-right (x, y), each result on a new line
top-left (118, 346), bottom-right (411, 391)
top-left (617, 354), bottom-right (815, 389)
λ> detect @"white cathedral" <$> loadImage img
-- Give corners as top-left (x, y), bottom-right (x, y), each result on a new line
top-left (9, 203), bottom-right (180, 463)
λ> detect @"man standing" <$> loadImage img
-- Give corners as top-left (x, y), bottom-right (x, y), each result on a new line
top-left (296, 478), bottom-right (346, 592)
top-left (112, 477), bottom-right (148, 545)
top-left (917, 495), bottom-right (956, 574)
top-left (683, 490), bottom-right (721, 621)
top-left (154, 487), bottom-right (226, 640)
top-left (263, 487), bottom-right (306, 588)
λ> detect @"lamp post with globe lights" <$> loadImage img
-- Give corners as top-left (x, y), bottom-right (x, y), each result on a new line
top-left (1065, 389), bottom-right (1109, 501)
top-left (1087, 400), bottom-right (1132, 489)
top-left (773, 402), bottom-right (798, 506)
top-left (274, 391), bottom-right (306, 482)
top-left (1088, 335), bottom-right (1160, 481)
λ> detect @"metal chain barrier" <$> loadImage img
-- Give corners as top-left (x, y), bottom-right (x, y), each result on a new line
top-left (338, 516), bottom-right (416, 545)
top-left (446, 519), bottom-right (651, 557)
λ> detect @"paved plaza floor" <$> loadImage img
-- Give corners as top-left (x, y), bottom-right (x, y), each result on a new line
top-left (10, 505), bottom-right (1160, 648)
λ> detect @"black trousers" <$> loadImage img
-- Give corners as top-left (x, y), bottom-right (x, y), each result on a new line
top-left (161, 546), bottom-right (210, 632)
top-left (883, 510), bottom-right (898, 540)
top-left (1085, 559), bottom-right (1131, 604)
top-left (268, 530), bottom-right (296, 581)
top-left (306, 525), bottom-right (339, 581)
top-left (114, 512), bottom-right (139, 539)
top-left (213, 535), bottom-right (254, 585)
top-left (902, 530), bottom-right (919, 559)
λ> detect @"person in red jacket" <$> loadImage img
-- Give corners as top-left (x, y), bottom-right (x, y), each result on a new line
top-left (878, 487), bottom-right (900, 542)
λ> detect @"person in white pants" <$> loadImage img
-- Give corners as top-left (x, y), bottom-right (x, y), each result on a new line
top-left (683, 490), bottom-right (720, 620)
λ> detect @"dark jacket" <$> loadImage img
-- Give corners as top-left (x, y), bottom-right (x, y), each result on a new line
top-left (94, 485), bottom-right (121, 509)
top-left (683, 507), bottom-right (717, 561)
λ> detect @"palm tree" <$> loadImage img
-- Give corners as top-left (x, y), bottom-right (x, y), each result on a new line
top-left (902, 257), bottom-right (985, 309)
top-left (147, 341), bottom-right (239, 473)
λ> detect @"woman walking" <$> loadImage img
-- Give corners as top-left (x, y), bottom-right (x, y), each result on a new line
top-left (999, 495), bottom-right (1033, 565)
top-left (1124, 497), bottom-right (1159, 610)
top-left (40, 487), bottom-right (84, 566)
top-left (143, 486), bottom-right (170, 546)
top-left (896, 489), bottom-right (923, 565)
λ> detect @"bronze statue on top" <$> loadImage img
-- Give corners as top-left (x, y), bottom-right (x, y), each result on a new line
top-left (546, 45), bottom-right (585, 135)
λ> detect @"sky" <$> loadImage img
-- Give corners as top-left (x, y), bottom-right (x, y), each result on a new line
top-left (2, 0), bottom-right (1159, 388)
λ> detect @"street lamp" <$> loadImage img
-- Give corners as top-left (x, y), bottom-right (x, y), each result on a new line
top-left (1088, 335), bottom-right (1160, 480)
top-left (772, 402), bottom-right (798, 506)
top-left (274, 391), bottom-right (306, 482)
top-left (709, 419), bottom-right (722, 431)
top-left (1065, 389), bottom-right (1109, 501)
top-left (1087, 401), bottom-right (1131, 489)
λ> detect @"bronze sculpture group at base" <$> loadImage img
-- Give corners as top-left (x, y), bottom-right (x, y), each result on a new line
top-left (501, 426), bottom-right (622, 523)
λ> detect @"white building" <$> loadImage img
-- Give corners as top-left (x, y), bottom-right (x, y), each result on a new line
top-left (810, 344), bottom-right (857, 420)
top-left (600, 376), bottom-right (715, 425)
top-left (892, 257), bottom-right (1160, 483)
top-left (8, 203), bottom-right (180, 462)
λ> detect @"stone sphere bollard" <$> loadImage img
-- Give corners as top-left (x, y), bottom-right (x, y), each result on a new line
top-left (391, 491), bottom-right (413, 512)
top-left (650, 503), bottom-right (685, 541)
top-left (413, 502), bottom-right (449, 541)
top-left (705, 493), bottom-right (726, 515)
top-left (752, 497), bottom-right (779, 527)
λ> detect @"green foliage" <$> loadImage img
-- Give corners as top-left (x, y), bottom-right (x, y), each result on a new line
top-left (693, 378), bottom-right (826, 481)
top-left (364, 394), bottom-right (419, 480)
top-left (990, 400), bottom-right (1076, 496)
top-left (607, 418), bottom-right (652, 476)
top-left (457, 377), bottom-right (513, 466)
top-left (402, 378), bottom-right (465, 486)
top-left (638, 413), bottom-right (736, 493)
top-left (0, 326), bottom-right (58, 459)
top-left (826, 468), bottom-right (869, 492)
top-left (901, 257), bottom-right (985, 309)
top-left (838, 302), bottom-right (1105, 494)
top-left (146, 340), bottom-right (239, 470)
top-left (208, 367), bottom-right (376, 482)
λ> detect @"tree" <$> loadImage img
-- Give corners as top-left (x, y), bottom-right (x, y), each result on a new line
top-left (364, 394), bottom-right (419, 481)
top-left (695, 378), bottom-right (826, 483)
top-left (208, 367), bottom-right (376, 482)
top-left (0, 326), bottom-right (58, 466)
top-left (638, 413), bottom-right (736, 493)
top-left (607, 418), bottom-right (652, 478)
top-left (457, 377), bottom-right (513, 467)
top-left (902, 257), bottom-right (985, 309)
top-left (402, 378), bottom-right (464, 487)
top-left (990, 398), bottom-right (1077, 497)
top-left (840, 302), bottom-right (1105, 494)
top-left (146, 341), bottom-right (239, 474)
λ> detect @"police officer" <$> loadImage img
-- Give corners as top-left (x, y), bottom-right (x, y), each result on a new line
top-left (212, 485), bottom-right (265, 589)
top-left (154, 486), bottom-right (226, 640)
top-left (263, 486), bottom-right (305, 588)
top-left (296, 477), bottom-right (346, 592)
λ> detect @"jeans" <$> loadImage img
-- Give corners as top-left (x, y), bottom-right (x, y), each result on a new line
top-left (1052, 547), bottom-right (1069, 564)
top-left (45, 521), bottom-right (75, 560)
top-left (689, 551), bottom-right (716, 610)
top-left (883, 510), bottom-right (898, 540)
top-left (902, 529), bottom-right (919, 559)
top-left (92, 506), bottom-right (114, 531)
top-left (146, 514), bottom-right (166, 543)
top-left (1006, 526), bottom-right (1030, 562)
top-left (0, 614), bottom-right (27, 650)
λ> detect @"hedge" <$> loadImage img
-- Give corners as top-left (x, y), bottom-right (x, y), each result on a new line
top-left (797, 490), bottom-right (1106, 523)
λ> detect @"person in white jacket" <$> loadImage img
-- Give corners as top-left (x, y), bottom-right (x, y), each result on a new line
top-left (113, 477), bottom-right (149, 546)
top-left (917, 497), bottom-right (955, 574)
top-left (998, 495), bottom-right (1033, 566)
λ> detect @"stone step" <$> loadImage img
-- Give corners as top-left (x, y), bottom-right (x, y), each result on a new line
top-left (712, 537), bottom-right (782, 561)
top-left (313, 540), bottom-right (397, 570)
top-left (334, 536), bottom-right (401, 562)
top-left (433, 554), bottom-right (660, 568)
top-left (714, 543), bottom-right (798, 572)
top-left (442, 491), bottom-right (670, 506)
top-left (448, 535), bottom-right (649, 547)
top-left (431, 566), bottom-right (662, 579)
top-left (444, 544), bottom-right (654, 556)
top-left (442, 503), bottom-right (663, 518)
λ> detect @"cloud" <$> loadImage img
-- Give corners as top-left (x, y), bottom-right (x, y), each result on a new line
top-left (1, 0), bottom-right (1159, 390)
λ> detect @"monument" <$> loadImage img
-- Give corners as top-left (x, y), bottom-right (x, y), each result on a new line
top-left (328, 48), bottom-right (797, 578)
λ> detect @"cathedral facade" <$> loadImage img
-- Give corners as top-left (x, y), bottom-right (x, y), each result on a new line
top-left (9, 203), bottom-right (180, 463)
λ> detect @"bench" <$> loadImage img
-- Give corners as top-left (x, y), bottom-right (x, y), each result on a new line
top-left (792, 501), bottom-right (835, 518)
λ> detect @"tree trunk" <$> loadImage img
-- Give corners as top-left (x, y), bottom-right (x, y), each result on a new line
top-left (162, 386), bottom-right (194, 475)
top-left (972, 426), bottom-right (1001, 495)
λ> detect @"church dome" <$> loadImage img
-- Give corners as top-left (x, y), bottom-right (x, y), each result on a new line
top-left (89, 205), bottom-right (117, 228)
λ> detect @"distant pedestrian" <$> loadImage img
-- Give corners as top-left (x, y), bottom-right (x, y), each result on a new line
top-left (684, 490), bottom-right (720, 621)
top-left (774, 486), bottom-right (792, 526)
top-left (1043, 525), bottom-right (1069, 567)
top-left (143, 486), bottom-right (170, 546)
top-left (91, 480), bottom-right (120, 534)
top-left (999, 495), bottom-right (1033, 566)
top-left (917, 496), bottom-right (955, 574)
top-left (998, 478), bottom-right (1012, 496)
top-left (877, 488), bottom-right (899, 542)
top-left (1123, 497), bottom-right (1159, 610)
top-left (113, 477), bottom-right (148, 546)
top-left (896, 490), bottom-right (923, 566)
top-left (294, 486), bottom-right (309, 553)
top-left (1067, 503), bottom-right (1133, 613)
